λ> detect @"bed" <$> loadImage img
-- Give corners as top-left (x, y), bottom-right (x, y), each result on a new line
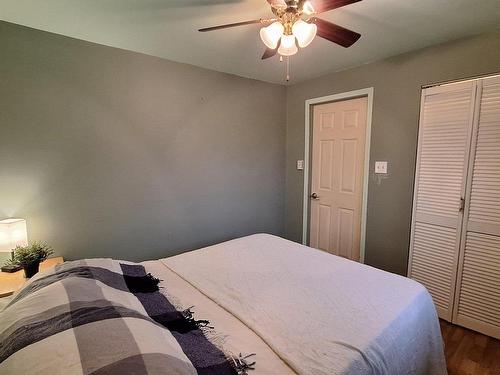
top-left (0, 234), bottom-right (447, 374)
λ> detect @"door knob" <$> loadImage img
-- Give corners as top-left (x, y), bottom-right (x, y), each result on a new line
top-left (310, 193), bottom-right (320, 200)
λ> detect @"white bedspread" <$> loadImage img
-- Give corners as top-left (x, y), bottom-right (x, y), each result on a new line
top-left (162, 234), bottom-right (447, 375)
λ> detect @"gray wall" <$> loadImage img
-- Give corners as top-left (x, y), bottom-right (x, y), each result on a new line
top-left (285, 30), bottom-right (500, 275)
top-left (0, 21), bottom-right (286, 262)
top-left (2, 20), bottom-right (500, 273)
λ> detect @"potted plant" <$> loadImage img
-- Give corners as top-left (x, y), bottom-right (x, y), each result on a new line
top-left (5, 242), bottom-right (54, 278)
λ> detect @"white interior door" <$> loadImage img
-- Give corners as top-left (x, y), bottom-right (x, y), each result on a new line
top-left (408, 81), bottom-right (477, 321)
top-left (453, 76), bottom-right (500, 339)
top-left (309, 97), bottom-right (367, 261)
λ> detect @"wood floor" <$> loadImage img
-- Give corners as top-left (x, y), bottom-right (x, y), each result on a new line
top-left (440, 320), bottom-right (500, 375)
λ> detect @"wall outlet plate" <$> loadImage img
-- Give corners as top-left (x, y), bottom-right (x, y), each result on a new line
top-left (375, 161), bottom-right (388, 174)
top-left (297, 160), bottom-right (304, 170)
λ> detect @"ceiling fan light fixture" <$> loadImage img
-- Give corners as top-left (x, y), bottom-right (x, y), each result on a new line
top-left (260, 21), bottom-right (285, 49)
top-left (278, 34), bottom-right (298, 56)
top-left (292, 19), bottom-right (317, 48)
top-left (302, 1), bottom-right (315, 15)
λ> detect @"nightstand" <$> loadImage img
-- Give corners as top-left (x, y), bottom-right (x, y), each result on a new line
top-left (0, 257), bottom-right (64, 298)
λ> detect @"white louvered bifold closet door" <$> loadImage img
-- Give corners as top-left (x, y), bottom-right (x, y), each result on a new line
top-left (453, 76), bottom-right (500, 339)
top-left (408, 81), bottom-right (477, 321)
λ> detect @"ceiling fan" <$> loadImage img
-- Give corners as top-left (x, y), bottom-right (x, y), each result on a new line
top-left (199, 0), bottom-right (362, 64)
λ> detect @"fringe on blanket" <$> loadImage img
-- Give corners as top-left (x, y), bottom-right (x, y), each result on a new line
top-left (121, 263), bottom-right (257, 374)
top-left (181, 306), bottom-right (257, 374)
top-left (161, 291), bottom-right (257, 374)
top-left (124, 273), bottom-right (161, 293)
top-left (231, 353), bottom-right (257, 375)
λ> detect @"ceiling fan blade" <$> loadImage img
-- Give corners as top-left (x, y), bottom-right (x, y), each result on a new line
top-left (309, 17), bottom-right (361, 47)
top-left (199, 19), bottom-right (262, 32)
top-left (266, 0), bottom-right (287, 9)
top-left (309, 0), bottom-right (362, 14)
top-left (261, 47), bottom-right (278, 60)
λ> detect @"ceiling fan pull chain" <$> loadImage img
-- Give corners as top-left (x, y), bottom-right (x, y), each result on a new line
top-left (286, 56), bottom-right (290, 82)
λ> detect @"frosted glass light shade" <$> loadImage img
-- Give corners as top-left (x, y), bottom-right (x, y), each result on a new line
top-left (0, 218), bottom-right (28, 252)
top-left (260, 22), bottom-right (285, 49)
top-left (292, 19), bottom-right (317, 48)
top-left (302, 1), bottom-right (315, 16)
top-left (278, 34), bottom-right (298, 56)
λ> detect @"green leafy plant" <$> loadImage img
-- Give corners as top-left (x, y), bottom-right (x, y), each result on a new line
top-left (4, 242), bottom-right (54, 267)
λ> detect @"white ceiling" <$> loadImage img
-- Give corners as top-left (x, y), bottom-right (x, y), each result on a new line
top-left (1, 0), bottom-right (499, 84)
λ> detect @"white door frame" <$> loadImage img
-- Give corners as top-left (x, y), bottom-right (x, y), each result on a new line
top-left (302, 88), bottom-right (374, 263)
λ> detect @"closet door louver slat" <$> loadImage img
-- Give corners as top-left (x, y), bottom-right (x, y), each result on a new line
top-left (411, 223), bottom-right (456, 312)
top-left (408, 82), bottom-right (476, 321)
top-left (454, 77), bottom-right (500, 339)
top-left (455, 233), bottom-right (500, 338)
top-left (468, 81), bottom-right (500, 227)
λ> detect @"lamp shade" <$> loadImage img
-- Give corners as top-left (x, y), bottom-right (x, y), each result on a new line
top-left (278, 34), bottom-right (298, 56)
top-left (292, 19), bottom-right (317, 48)
top-left (302, 1), bottom-right (315, 16)
top-left (0, 218), bottom-right (28, 252)
top-left (260, 22), bottom-right (284, 49)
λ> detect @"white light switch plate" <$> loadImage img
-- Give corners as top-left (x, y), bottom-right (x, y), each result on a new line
top-left (375, 161), bottom-right (388, 174)
top-left (297, 160), bottom-right (304, 170)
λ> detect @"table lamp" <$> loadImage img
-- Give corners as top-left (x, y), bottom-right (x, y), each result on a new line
top-left (0, 218), bottom-right (28, 273)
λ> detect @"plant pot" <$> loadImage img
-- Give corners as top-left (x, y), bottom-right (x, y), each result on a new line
top-left (24, 261), bottom-right (40, 278)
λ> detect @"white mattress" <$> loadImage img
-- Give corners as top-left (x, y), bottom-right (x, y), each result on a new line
top-left (157, 234), bottom-right (447, 375)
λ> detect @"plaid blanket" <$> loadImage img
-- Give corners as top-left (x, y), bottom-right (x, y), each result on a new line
top-left (0, 259), bottom-right (253, 375)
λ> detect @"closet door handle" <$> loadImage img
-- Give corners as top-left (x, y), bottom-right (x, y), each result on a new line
top-left (459, 197), bottom-right (465, 212)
